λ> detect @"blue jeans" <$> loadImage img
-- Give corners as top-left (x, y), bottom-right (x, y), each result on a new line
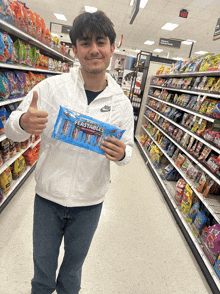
top-left (31, 194), bottom-right (103, 294)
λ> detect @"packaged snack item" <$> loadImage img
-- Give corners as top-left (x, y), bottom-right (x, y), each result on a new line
top-left (196, 120), bottom-right (207, 137)
top-left (0, 167), bottom-right (12, 195)
top-left (23, 43), bottom-right (33, 66)
top-left (199, 99), bottom-right (210, 114)
top-left (186, 96), bottom-right (197, 109)
top-left (176, 129), bottom-right (183, 142)
top-left (21, 138), bottom-right (30, 149)
top-left (196, 172), bottom-right (207, 193)
top-left (203, 224), bottom-right (220, 265)
top-left (11, 155), bottom-right (26, 180)
top-left (197, 76), bottom-right (208, 90)
top-left (13, 39), bottom-right (24, 64)
top-left (15, 142), bottom-right (21, 152)
top-left (190, 139), bottom-right (198, 154)
top-left (198, 146), bottom-right (211, 163)
top-left (186, 201), bottom-right (200, 224)
top-left (214, 133), bottom-right (220, 148)
top-left (172, 147), bottom-right (180, 161)
top-left (3, 70), bottom-right (21, 98)
top-left (204, 77), bottom-right (216, 92)
top-left (175, 153), bottom-right (185, 169)
top-left (194, 95), bottom-right (206, 112)
top-left (202, 179), bottom-right (214, 197)
top-left (181, 184), bottom-right (193, 215)
top-left (191, 211), bottom-right (207, 237)
top-left (214, 255), bottom-right (220, 279)
top-left (8, 139), bottom-right (16, 158)
top-left (52, 106), bottom-right (125, 156)
top-left (175, 178), bottom-right (187, 205)
top-left (0, 70), bottom-right (10, 100)
top-left (213, 103), bottom-right (220, 119)
top-left (203, 128), bottom-right (216, 143)
top-left (206, 155), bottom-right (220, 173)
top-left (0, 107), bottom-right (8, 134)
top-left (193, 77), bottom-right (201, 90)
top-left (187, 136), bottom-right (195, 152)
top-left (167, 143), bottom-right (176, 157)
top-left (194, 142), bottom-right (203, 157)
top-left (0, 138), bottom-right (9, 162)
top-left (191, 117), bottom-right (201, 133)
top-left (181, 157), bottom-right (191, 172)
top-left (206, 100), bottom-right (216, 117)
top-left (186, 163), bottom-right (199, 181)
top-left (180, 133), bottom-right (190, 148)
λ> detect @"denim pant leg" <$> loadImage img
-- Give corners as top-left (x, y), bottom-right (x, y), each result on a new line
top-left (56, 203), bottom-right (103, 294)
top-left (31, 194), bottom-right (65, 294)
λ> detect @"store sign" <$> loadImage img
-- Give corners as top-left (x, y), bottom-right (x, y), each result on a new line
top-left (179, 9), bottom-right (188, 18)
top-left (159, 38), bottom-right (181, 49)
top-left (213, 18), bottom-right (220, 41)
top-left (212, 120), bottom-right (220, 131)
top-left (61, 25), bottom-right (72, 34)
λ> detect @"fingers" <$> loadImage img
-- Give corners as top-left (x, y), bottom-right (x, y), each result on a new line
top-left (101, 137), bottom-right (126, 161)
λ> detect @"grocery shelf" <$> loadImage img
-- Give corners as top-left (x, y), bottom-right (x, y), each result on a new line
top-left (0, 161), bottom-right (37, 213)
top-left (144, 113), bottom-right (220, 187)
top-left (154, 70), bottom-right (220, 78)
top-left (148, 95), bottom-right (215, 123)
top-left (0, 19), bottom-right (74, 63)
top-left (141, 125), bottom-right (220, 223)
top-left (0, 62), bottom-right (63, 74)
top-left (150, 84), bottom-right (220, 99)
top-left (135, 136), bottom-right (220, 294)
top-left (146, 105), bottom-right (220, 155)
top-left (0, 97), bottom-right (24, 107)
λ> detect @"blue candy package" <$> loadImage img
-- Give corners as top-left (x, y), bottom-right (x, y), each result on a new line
top-left (51, 106), bottom-right (125, 156)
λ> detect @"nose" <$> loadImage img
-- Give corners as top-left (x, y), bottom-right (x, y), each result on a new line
top-left (89, 41), bottom-right (99, 55)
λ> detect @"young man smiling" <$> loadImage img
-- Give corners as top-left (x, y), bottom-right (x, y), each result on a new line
top-left (5, 10), bottom-right (134, 294)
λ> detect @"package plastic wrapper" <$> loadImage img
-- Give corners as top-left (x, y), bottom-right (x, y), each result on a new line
top-left (51, 106), bottom-right (125, 156)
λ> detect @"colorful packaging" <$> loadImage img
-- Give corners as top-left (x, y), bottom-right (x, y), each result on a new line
top-left (181, 184), bottom-right (193, 215)
top-left (203, 224), bottom-right (220, 265)
top-left (175, 153), bottom-right (185, 169)
top-left (51, 106), bottom-right (125, 156)
top-left (191, 211), bottom-right (207, 237)
top-left (0, 167), bottom-right (12, 195)
top-left (0, 70), bottom-right (10, 100)
top-left (11, 155), bottom-right (26, 180)
top-left (175, 178), bottom-right (187, 205)
top-left (186, 202), bottom-right (200, 224)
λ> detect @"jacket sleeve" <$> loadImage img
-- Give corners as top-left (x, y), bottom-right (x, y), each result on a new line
top-left (116, 98), bottom-right (134, 166)
top-left (4, 83), bottom-right (45, 142)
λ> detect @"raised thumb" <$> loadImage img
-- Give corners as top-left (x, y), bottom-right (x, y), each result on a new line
top-left (30, 91), bottom-right (38, 109)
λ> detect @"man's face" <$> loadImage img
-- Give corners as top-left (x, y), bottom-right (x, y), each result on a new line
top-left (72, 34), bottom-right (115, 75)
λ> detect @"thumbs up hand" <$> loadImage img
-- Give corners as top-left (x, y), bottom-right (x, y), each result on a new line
top-left (20, 91), bottom-right (48, 135)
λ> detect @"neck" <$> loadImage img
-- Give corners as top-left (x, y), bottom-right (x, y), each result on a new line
top-left (81, 69), bottom-right (107, 92)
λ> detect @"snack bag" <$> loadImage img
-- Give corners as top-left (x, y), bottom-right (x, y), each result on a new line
top-left (203, 224), bottom-right (220, 265)
top-left (0, 71), bottom-right (10, 100)
top-left (11, 155), bottom-right (26, 180)
top-left (196, 172), bottom-right (206, 193)
top-left (191, 211), bottom-right (207, 237)
top-left (186, 201), bottom-right (200, 224)
top-left (196, 120), bottom-right (207, 137)
top-left (51, 106), bottom-right (125, 156)
top-left (14, 39), bottom-right (24, 64)
top-left (0, 167), bottom-right (12, 195)
top-left (175, 153), bottom-right (185, 169)
top-left (213, 103), bottom-right (220, 119)
top-left (181, 184), bottom-right (193, 215)
top-left (175, 178), bottom-right (186, 205)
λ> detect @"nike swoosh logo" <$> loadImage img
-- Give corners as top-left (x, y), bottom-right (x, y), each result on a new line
top-left (100, 105), bottom-right (111, 112)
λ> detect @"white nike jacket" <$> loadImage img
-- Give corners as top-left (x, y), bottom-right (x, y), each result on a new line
top-left (4, 67), bottom-right (134, 207)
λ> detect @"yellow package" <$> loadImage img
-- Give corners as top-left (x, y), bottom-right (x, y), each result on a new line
top-left (0, 167), bottom-right (12, 195)
top-left (12, 155), bottom-right (26, 180)
top-left (181, 184), bottom-right (193, 215)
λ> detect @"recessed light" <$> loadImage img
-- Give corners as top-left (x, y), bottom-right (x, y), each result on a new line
top-left (54, 13), bottom-right (67, 21)
top-left (144, 40), bottom-right (155, 45)
top-left (154, 49), bottom-right (163, 53)
top-left (182, 39), bottom-right (197, 45)
top-left (161, 23), bottom-right (179, 31)
top-left (195, 51), bottom-right (208, 55)
top-left (130, 0), bottom-right (149, 8)
top-left (135, 49), bottom-right (140, 52)
top-left (84, 6), bottom-right (97, 13)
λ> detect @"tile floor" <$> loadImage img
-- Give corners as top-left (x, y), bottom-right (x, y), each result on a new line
top-left (0, 143), bottom-right (213, 294)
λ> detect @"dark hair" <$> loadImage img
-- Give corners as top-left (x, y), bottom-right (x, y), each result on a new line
top-left (69, 10), bottom-right (116, 47)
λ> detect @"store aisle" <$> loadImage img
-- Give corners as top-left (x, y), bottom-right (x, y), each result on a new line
top-left (0, 143), bottom-right (213, 294)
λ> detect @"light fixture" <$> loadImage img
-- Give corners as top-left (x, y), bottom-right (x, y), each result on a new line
top-left (195, 51), bottom-right (208, 55)
top-left (135, 49), bottom-right (140, 52)
top-left (173, 57), bottom-right (183, 60)
top-left (154, 49), bottom-right (163, 53)
top-left (182, 39), bottom-right (197, 45)
top-left (84, 6), bottom-right (97, 13)
top-left (53, 13), bottom-right (67, 21)
top-left (144, 40), bottom-right (155, 45)
top-left (161, 23), bottom-right (179, 31)
top-left (130, 0), bottom-right (149, 8)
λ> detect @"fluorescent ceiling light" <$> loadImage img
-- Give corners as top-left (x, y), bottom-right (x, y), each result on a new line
top-left (173, 57), bottom-right (183, 60)
top-left (161, 23), bottom-right (179, 31)
top-left (144, 40), bottom-right (155, 45)
top-left (154, 49), bottom-right (163, 53)
top-left (130, 0), bottom-right (149, 8)
top-left (84, 6), bottom-right (97, 13)
top-left (195, 51), bottom-right (208, 55)
top-left (135, 49), bottom-right (140, 52)
top-left (54, 13), bottom-right (67, 21)
top-left (182, 39), bottom-right (197, 45)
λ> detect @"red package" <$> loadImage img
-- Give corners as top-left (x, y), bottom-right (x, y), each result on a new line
top-left (206, 155), bottom-right (220, 173)
top-left (214, 133), bottom-right (220, 148)
top-left (175, 178), bottom-right (187, 205)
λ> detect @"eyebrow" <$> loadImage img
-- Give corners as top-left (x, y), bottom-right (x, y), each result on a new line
top-left (79, 35), bottom-right (107, 42)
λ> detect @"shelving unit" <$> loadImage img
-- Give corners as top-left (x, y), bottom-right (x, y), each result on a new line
top-left (0, 18), bottom-right (73, 212)
top-left (135, 69), bottom-right (220, 294)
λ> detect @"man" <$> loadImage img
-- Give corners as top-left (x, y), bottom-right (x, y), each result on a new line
top-left (5, 10), bottom-right (134, 294)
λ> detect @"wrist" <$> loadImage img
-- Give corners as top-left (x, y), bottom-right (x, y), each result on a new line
top-left (19, 113), bottom-right (26, 130)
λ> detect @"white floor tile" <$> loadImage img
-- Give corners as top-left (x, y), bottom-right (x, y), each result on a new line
top-left (0, 144), bottom-right (213, 294)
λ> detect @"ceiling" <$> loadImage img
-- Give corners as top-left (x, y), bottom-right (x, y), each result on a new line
top-left (22, 0), bottom-right (220, 60)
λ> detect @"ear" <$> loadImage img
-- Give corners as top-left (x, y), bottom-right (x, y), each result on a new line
top-left (110, 43), bottom-right (115, 57)
top-left (72, 45), bottom-right (78, 58)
